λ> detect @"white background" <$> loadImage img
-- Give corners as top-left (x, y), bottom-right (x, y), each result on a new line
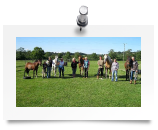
top-left (3, 25), bottom-right (154, 120)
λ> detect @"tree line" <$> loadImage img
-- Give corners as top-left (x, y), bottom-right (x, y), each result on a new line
top-left (16, 47), bottom-right (141, 61)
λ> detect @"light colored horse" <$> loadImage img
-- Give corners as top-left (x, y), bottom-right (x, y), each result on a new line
top-left (104, 54), bottom-right (112, 79)
top-left (52, 56), bottom-right (59, 76)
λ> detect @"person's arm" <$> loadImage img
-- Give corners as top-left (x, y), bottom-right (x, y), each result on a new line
top-left (136, 62), bottom-right (138, 72)
top-left (88, 61), bottom-right (90, 70)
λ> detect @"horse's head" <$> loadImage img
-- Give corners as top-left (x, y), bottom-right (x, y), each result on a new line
top-left (38, 60), bottom-right (42, 66)
top-left (125, 56), bottom-right (133, 69)
top-left (104, 54), bottom-right (109, 63)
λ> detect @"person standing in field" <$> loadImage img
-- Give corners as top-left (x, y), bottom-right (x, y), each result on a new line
top-left (130, 57), bottom-right (138, 84)
top-left (111, 59), bottom-right (119, 82)
top-left (46, 57), bottom-right (52, 78)
top-left (97, 56), bottom-right (104, 79)
top-left (58, 58), bottom-right (65, 78)
top-left (71, 58), bottom-right (79, 78)
top-left (83, 57), bottom-right (90, 78)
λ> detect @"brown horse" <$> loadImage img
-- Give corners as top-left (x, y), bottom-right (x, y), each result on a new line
top-left (78, 56), bottom-right (85, 75)
top-left (24, 60), bottom-right (41, 78)
top-left (124, 56), bottom-right (133, 81)
top-left (104, 54), bottom-right (112, 79)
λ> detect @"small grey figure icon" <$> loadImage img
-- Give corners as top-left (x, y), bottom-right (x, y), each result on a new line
top-left (76, 6), bottom-right (88, 31)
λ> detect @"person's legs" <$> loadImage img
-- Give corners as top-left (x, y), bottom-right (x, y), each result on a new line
top-left (62, 67), bottom-right (64, 77)
top-left (74, 68), bottom-right (76, 77)
top-left (133, 71), bottom-right (136, 84)
top-left (42, 69), bottom-right (44, 78)
top-left (85, 68), bottom-right (87, 78)
top-left (49, 67), bottom-right (51, 78)
top-left (59, 67), bottom-right (61, 77)
top-left (130, 70), bottom-right (134, 83)
top-left (87, 69), bottom-right (88, 78)
top-left (111, 71), bottom-right (114, 81)
top-left (115, 70), bottom-right (118, 81)
top-left (101, 68), bottom-right (103, 78)
top-left (72, 68), bottom-right (75, 77)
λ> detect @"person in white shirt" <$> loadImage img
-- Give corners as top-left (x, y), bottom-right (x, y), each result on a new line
top-left (111, 59), bottom-right (119, 81)
top-left (58, 58), bottom-right (65, 78)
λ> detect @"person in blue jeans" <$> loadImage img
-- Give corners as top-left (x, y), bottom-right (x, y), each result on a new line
top-left (46, 57), bottom-right (52, 78)
top-left (58, 58), bottom-right (65, 78)
top-left (130, 57), bottom-right (138, 84)
top-left (111, 59), bottom-right (119, 81)
top-left (83, 57), bottom-right (90, 78)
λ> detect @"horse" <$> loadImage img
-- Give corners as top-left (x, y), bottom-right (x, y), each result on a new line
top-left (78, 55), bottom-right (85, 75)
top-left (104, 54), bottom-right (112, 79)
top-left (52, 56), bottom-right (59, 76)
top-left (124, 56), bottom-right (133, 81)
top-left (24, 60), bottom-right (41, 78)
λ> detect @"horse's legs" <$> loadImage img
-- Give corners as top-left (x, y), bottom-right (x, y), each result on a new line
top-left (109, 69), bottom-right (111, 79)
top-left (106, 69), bottom-right (107, 78)
top-left (54, 66), bottom-right (56, 76)
top-left (80, 67), bottom-right (81, 75)
top-left (81, 67), bottom-right (83, 76)
top-left (27, 70), bottom-right (30, 77)
top-left (129, 70), bottom-right (131, 80)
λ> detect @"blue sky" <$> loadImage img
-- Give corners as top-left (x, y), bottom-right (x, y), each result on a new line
top-left (16, 37), bottom-right (141, 54)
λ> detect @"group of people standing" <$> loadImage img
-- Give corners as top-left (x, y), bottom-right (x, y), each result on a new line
top-left (96, 55), bottom-right (138, 84)
top-left (42, 57), bottom-right (65, 78)
top-left (42, 56), bottom-right (139, 84)
top-left (97, 56), bottom-right (119, 81)
top-left (71, 57), bottom-right (90, 78)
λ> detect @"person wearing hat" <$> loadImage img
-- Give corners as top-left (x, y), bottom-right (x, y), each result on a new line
top-left (58, 58), bottom-right (65, 78)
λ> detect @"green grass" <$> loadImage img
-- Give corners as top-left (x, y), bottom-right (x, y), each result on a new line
top-left (16, 60), bottom-right (141, 107)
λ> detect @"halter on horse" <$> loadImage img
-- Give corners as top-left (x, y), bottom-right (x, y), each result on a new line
top-left (104, 54), bottom-right (112, 79)
top-left (52, 56), bottom-right (59, 76)
top-left (124, 56), bottom-right (133, 81)
top-left (78, 56), bottom-right (85, 75)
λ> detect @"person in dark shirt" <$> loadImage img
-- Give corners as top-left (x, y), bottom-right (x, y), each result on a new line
top-left (71, 58), bottom-right (79, 78)
top-left (42, 61), bottom-right (47, 78)
top-left (46, 57), bottom-right (52, 78)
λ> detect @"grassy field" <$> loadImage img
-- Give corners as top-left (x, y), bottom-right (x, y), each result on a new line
top-left (16, 60), bottom-right (141, 107)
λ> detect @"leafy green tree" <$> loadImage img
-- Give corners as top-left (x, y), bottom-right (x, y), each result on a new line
top-left (25, 50), bottom-right (32, 60)
top-left (89, 53), bottom-right (98, 60)
top-left (44, 52), bottom-right (51, 59)
top-left (31, 47), bottom-right (44, 60)
top-left (136, 50), bottom-right (141, 61)
top-left (64, 51), bottom-right (71, 60)
top-left (125, 49), bottom-right (132, 59)
top-left (74, 52), bottom-right (80, 59)
top-left (58, 53), bottom-right (63, 58)
top-left (108, 49), bottom-right (117, 59)
top-left (16, 47), bottom-right (26, 60)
